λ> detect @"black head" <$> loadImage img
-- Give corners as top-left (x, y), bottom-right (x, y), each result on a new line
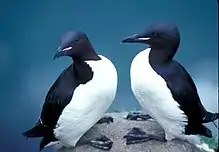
top-left (53, 31), bottom-right (100, 61)
top-left (121, 22), bottom-right (180, 50)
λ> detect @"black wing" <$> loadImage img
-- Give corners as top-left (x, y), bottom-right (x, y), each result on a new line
top-left (22, 64), bottom-right (78, 139)
top-left (40, 64), bottom-right (78, 128)
top-left (40, 61), bottom-right (94, 128)
top-left (153, 60), bottom-right (206, 124)
top-left (22, 61), bottom-right (94, 142)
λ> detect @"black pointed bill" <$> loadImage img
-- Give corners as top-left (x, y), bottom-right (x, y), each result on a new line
top-left (53, 46), bottom-right (72, 60)
top-left (121, 34), bottom-right (150, 43)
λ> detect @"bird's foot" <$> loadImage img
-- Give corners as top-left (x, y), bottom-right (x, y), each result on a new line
top-left (123, 127), bottom-right (166, 145)
top-left (97, 116), bottom-right (114, 124)
top-left (86, 135), bottom-right (113, 150)
top-left (126, 111), bottom-right (151, 121)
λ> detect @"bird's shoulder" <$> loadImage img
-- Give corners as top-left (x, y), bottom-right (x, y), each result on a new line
top-left (45, 64), bottom-right (76, 104)
top-left (40, 62), bottom-right (94, 127)
top-left (157, 60), bottom-right (198, 94)
top-left (45, 61), bottom-right (94, 104)
top-left (154, 60), bottom-right (206, 120)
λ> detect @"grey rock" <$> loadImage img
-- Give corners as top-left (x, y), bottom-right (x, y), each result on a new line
top-left (55, 112), bottom-right (206, 152)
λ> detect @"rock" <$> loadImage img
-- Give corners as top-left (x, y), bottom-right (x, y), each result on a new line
top-left (55, 112), bottom-right (207, 152)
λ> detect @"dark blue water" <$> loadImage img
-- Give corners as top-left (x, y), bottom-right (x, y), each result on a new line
top-left (0, 0), bottom-right (217, 152)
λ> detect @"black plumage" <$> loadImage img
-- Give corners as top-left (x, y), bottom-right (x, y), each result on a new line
top-left (22, 31), bottom-right (101, 151)
top-left (22, 62), bottom-right (94, 149)
top-left (149, 57), bottom-right (213, 137)
top-left (121, 22), bottom-right (218, 138)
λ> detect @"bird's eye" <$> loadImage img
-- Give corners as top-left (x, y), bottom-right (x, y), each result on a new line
top-left (75, 37), bottom-right (80, 42)
top-left (153, 32), bottom-right (160, 37)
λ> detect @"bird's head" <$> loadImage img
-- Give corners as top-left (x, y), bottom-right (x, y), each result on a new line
top-left (121, 22), bottom-right (180, 50)
top-left (53, 31), bottom-right (99, 61)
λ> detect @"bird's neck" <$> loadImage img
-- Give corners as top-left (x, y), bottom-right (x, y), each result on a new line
top-left (149, 46), bottom-right (178, 65)
top-left (72, 42), bottom-right (101, 62)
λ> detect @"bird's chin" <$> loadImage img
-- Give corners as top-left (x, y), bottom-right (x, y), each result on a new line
top-left (53, 51), bottom-right (67, 60)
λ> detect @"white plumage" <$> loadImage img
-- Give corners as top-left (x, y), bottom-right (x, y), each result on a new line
top-left (130, 48), bottom-right (214, 152)
top-left (54, 55), bottom-right (118, 148)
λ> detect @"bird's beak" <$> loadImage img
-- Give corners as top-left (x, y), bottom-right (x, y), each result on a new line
top-left (53, 46), bottom-right (63, 60)
top-left (121, 34), bottom-right (150, 43)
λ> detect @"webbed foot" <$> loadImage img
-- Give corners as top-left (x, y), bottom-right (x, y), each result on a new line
top-left (88, 135), bottom-right (113, 150)
top-left (123, 127), bottom-right (166, 145)
top-left (97, 116), bottom-right (114, 124)
top-left (77, 135), bottom-right (113, 150)
top-left (126, 112), bottom-right (151, 121)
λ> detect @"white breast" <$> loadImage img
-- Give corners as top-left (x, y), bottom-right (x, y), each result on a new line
top-left (130, 48), bottom-right (187, 140)
top-left (54, 55), bottom-right (118, 148)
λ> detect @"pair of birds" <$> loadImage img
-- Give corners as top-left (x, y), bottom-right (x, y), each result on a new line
top-left (22, 22), bottom-right (218, 152)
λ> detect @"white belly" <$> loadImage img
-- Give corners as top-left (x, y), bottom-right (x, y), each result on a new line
top-left (130, 48), bottom-right (187, 140)
top-left (54, 55), bottom-right (118, 147)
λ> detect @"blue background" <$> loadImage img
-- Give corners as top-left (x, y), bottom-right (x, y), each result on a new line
top-left (0, 0), bottom-right (218, 152)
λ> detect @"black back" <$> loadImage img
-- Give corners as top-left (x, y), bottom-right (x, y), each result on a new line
top-left (22, 30), bottom-right (103, 151)
top-left (121, 22), bottom-right (214, 137)
top-left (36, 61), bottom-right (94, 149)
top-left (149, 52), bottom-right (208, 135)
top-left (41, 62), bottom-right (94, 128)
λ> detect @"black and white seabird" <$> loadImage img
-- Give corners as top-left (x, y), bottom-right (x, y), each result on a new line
top-left (121, 22), bottom-right (218, 152)
top-left (22, 31), bottom-right (118, 151)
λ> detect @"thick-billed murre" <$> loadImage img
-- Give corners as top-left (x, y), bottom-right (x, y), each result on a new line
top-left (22, 31), bottom-right (118, 151)
top-left (121, 22), bottom-right (218, 152)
